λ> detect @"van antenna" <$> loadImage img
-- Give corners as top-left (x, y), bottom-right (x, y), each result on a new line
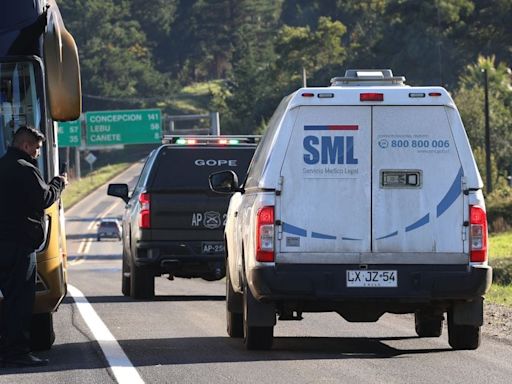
top-left (302, 67), bottom-right (307, 87)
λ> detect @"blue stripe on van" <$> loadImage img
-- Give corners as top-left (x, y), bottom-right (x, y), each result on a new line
top-left (436, 167), bottom-right (463, 218)
top-left (405, 213), bottom-right (430, 232)
top-left (304, 125), bottom-right (359, 131)
top-left (311, 232), bottom-right (337, 240)
top-left (376, 231), bottom-right (398, 240)
top-left (282, 222), bottom-right (307, 237)
top-left (342, 237), bottom-right (362, 241)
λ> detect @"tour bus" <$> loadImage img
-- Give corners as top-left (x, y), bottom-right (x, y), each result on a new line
top-left (0, 0), bottom-right (81, 349)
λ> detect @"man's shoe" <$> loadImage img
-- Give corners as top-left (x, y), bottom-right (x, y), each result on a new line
top-left (0, 352), bottom-right (48, 367)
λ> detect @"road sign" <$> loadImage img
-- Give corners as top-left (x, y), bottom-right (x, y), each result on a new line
top-left (85, 153), bottom-right (97, 165)
top-left (57, 120), bottom-right (81, 147)
top-left (85, 109), bottom-right (161, 146)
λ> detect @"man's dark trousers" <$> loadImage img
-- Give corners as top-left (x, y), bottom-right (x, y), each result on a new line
top-left (0, 241), bottom-right (36, 357)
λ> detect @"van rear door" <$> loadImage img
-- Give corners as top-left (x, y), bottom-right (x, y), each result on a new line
top-left (372, 106), bottom-right (464, 254)
top-left (278, 106), bottom-right (372, 256)
top-left (277, 105), bottom-right (465, 260)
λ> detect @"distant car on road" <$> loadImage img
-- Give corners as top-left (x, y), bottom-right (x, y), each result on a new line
top-left (97, 218), bottom-right (122, 241)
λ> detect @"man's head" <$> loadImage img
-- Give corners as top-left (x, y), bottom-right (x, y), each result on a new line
top-left (12, 126), bottom-right (45, 159)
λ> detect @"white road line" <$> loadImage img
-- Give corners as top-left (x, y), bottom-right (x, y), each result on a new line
top-left (68, 284), bottom-right (145, 384)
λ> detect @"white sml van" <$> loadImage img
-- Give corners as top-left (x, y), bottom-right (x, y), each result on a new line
top-left (210, 69), bottom-right (492, 351)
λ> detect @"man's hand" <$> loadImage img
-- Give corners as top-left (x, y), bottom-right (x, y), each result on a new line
top-left (58, 173), bottom-right (68, 187)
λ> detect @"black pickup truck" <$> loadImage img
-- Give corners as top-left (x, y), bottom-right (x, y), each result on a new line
top-left (107, 136), bottom-right (258, 299)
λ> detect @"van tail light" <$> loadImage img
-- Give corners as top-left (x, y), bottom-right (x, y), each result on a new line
top-left (139, 192), bottom-right (151, 229)
top-left (470, 205), bottom-right (487, 262)
top-left (256, 206), bottom-right (275, 262)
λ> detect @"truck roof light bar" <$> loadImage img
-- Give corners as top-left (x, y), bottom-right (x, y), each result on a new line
top-left (162, 135), bottom-right (261, 145)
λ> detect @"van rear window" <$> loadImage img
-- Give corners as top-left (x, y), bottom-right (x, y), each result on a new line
top-left (150, 147), bottom-right (255, 190)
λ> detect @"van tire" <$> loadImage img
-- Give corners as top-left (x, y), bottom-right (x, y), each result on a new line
top-left (130, 264), bottom-right (154, 300)
top-left (30, 312), bottom-right (55, 351)
top-left (414, 311), bottom-right (443, 337)
top-left (226, 262), bottom-right (243, 338)
top-left (448, 312), bottom-right (481, 350)
top-left (121, 249), bottom-right (131, 296)
top-left (243, 283), bottom-right (273, 350)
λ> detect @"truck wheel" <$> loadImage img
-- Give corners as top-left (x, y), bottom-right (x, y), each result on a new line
top-left (226, 263), bottom-right (243, 338)
top-left (121, 249), bottom-right (131, 296)
top-left (243, 283), bottom-right (273, 350)
top-left (30, 312), bottom-right (55, 351)
top-left (414, 311), bottom-right (443, 337)
top-left (130, 265), bottom-right (154, 300)
top-left (448, 312), bottom-right (481, 350)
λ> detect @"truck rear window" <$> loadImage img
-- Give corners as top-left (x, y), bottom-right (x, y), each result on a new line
top-left (150, 147), bottom-right (255, 190)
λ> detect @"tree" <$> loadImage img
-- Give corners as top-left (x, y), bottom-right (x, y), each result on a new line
top-left (454, 56), bottom-right (512, 179)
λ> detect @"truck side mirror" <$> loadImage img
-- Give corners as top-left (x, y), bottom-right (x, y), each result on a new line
top-left (209, 170), bottom-right (242, 194)
top-left (107, 183), bottom-right (129, 203)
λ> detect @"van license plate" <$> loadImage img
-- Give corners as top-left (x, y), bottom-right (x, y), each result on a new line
top-left (346, 270), bottom-right (397, 288)
top-left (202, 242), bottom-right (225, 254)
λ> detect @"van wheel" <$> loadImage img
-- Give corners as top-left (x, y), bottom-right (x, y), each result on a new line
top-left (414, 311), bottom-right (443, 337)
top-left (448, 311), bottom-right (481, 350)
top-left (243, 283), bottom-right (273, 350)
top-left (121, 249), bottom-right (131, 296)
top-left (30, 313), bottom-right (55, 351)
top-left (226, 263), bottom-right (243, 338)
top-left (130, 265), bottom-right (154, 300)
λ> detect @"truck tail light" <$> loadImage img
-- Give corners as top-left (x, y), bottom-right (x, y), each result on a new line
top-left (470, 205), bottom-right (487, 262)
top-left (139, 192), bottom-right (151, 229)
top-left (256, 206), bottom-right (274, 262)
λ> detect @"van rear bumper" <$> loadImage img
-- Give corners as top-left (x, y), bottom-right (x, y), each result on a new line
top-left (248, 264), bottom-right (492, 302)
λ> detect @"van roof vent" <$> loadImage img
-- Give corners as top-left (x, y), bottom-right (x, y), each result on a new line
top-left (330, 69), bottom-right (406, 87)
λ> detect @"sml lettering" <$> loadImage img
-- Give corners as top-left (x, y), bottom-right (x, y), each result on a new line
top-left (303, 136), bottom-right (358, 165)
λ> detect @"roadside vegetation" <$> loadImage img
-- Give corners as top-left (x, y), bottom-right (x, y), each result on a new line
top-left (488, 231), bottom-right (512, 307)
top-left (62, 163), bottom-right (131, 209)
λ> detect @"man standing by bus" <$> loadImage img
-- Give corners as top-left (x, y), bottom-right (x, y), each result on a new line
top-left (0, 125), bottom-right (67, 367)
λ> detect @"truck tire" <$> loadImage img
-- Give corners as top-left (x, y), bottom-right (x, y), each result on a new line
top-left (226, 263), bottom-right (243, 338)
top-left (414, 311), bottom-right (443, 337)
top-left (448, 311), bottom-right (481, 350)
top-left (130, 265), bottom-right (154, 300)
top-left (30, 312), bottom-right (55, 351)
top-left (121, 249), bottom-right (131, 297)
top-left (243, 282), bottom-right (273, 350)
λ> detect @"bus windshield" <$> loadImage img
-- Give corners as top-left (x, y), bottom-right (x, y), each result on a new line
top-left (0, 61), bottom-right (42, 156)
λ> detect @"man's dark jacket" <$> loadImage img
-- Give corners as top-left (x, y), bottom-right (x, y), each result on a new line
top-left (0, 147), bottom-right (65, 249)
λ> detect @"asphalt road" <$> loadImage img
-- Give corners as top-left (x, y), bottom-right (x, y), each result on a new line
top-left (1, 161), bottom-right (512, 383)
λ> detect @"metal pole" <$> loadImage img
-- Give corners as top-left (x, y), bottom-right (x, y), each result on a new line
top-left (483, 69), bottom-right (492, 193)
top-left (210, 112), bottom-right (220, 135)
top-left (302, 67), bottom-right (307, 88)
top-left (75, 147), bottom-right (81, 180)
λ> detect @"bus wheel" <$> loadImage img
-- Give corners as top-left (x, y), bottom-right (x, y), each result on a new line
top-left (30, 312), bottom-right (55, 351)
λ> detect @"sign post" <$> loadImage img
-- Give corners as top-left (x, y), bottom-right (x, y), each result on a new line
top-left (85, 109), bottom-right (162, 147)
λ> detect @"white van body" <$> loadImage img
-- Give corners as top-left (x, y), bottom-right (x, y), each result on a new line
top-left (216, 70), bottom-right (492, 351)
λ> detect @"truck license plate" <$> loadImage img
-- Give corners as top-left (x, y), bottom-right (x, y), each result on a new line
top-left (202, 242), bottom-right (225, 254)
top-left (346, 270), bottom-right (397, 288)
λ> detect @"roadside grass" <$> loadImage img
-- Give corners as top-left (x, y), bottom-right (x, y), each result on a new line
top-left (486, 284), bottom-right (512, 307)
top-left (489, 230), bottom-right (512, 260)
top-left (62, 163), bottom-right (131, 209)
top-left (488, 231), bottom-right (512, 307)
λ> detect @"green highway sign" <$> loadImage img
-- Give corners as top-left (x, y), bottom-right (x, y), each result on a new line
top-left (85, 109), bottom-right (162, 146)
top-left (57, 120), bottom-right (81, 147)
